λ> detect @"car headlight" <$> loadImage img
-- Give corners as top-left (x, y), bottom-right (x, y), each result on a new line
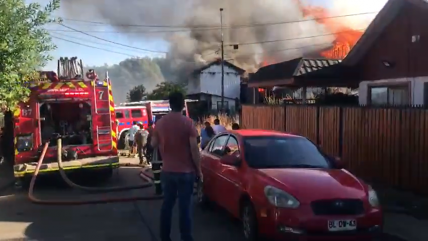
top-left (368, 185), bottom-right (380, 208)
top-left (264, 186), bottom-right (300, 208)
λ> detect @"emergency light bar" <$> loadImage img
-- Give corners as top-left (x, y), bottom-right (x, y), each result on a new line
top-left (64, 91), bottom-right (89, 96)
top-left (39, 90), bottom-right (89, 98)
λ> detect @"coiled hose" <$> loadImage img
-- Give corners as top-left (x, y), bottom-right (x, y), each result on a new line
top-left (29, 140), bottom-right (164, 205)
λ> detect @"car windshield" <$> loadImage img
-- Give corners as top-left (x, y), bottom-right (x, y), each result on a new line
top-left (243, 136), bottom-right (331, 169)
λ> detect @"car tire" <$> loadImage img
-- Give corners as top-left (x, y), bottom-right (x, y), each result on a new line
top-left (241, 201), bottom-right (259, 241)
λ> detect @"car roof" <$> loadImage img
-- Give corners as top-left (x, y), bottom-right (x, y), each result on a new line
top-left (230, 129), bottom-right (301, 138)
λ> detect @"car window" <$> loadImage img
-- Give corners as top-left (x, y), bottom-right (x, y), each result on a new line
top-left (243, 136), bottom-right (331, 169)
top-left (209, 135), bottom-right (229, 156)
top-left (115, 111), bottom-right (124, 119)
top-left (204, 138), bottom-right (215, 152)
top-left (225, 136), bottom-right (239, 155)
top-left (131, 109), bottom-right (142, 118)
top-left (124, 110), bottom-right (130, 118)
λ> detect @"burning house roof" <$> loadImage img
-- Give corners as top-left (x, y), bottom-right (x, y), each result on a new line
top-left (193, 59), bottom-right (245, 75)
top-left (291, 0), bottom-right (366, 60)
top-left (249, 57), bottom-right (342, 87)
top-left (343, 0), bottom-right (428, 66)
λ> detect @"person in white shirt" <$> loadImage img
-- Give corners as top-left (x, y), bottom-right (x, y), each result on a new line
top-left (212, 118), bottom-right (227, 134)
top-left (128, 122), bottom-right (140, 155)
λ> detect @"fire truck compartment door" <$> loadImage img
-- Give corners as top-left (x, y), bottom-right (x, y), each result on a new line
top-left (15, 102), bottom-right (40, 155)
top-left (93, 82), bottom-right (113, 152)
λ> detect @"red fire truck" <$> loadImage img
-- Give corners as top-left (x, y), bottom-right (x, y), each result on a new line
top-left (115, 99), bottom-right (197, 148)
top-left (13, 57), bottom-right (119, 181)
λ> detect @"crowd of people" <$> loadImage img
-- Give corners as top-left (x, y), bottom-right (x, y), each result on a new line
top-left (125, 120), bottom-right (154, 166)
top-left (200, 118), bottom-right (240, 150)
top-left (128, 113), bottom-right (240, 164)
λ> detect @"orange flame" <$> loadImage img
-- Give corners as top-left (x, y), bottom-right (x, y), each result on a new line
top-left (294, 1), bottom-right (364, 59)
top-left (261, 59), bottom-right (275, 67)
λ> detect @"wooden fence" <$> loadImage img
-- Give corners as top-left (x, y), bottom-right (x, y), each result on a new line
top-left (241, 105), bottom-right (428, 194)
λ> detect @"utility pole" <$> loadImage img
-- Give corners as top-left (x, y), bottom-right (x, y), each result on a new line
top-left (220, 8), bottom-right (225, 113)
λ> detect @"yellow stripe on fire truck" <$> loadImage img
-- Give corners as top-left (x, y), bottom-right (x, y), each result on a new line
top-left (14, 137), bottom-right (18, 156)
top-left (13, 162), bottom-right (120, 177)
top-left (66, 82), bottom-right (75, 88)
top-left (14, 109), bottom-right (20, 156)
top-left (41, 82), bottom-right (52, 89)
top-left (32, 81), bottom-right (88, 89)
top-left (107, 84), bottom-right (117, 150)
top-left (54, 83), bottom-right (64, 89)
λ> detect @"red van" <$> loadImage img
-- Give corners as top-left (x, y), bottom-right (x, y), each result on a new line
top-left (114, 105), bottom-right (149, 148)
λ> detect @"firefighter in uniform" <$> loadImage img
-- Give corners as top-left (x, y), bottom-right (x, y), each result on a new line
top-left (135, 123), bottom-right (149, 165)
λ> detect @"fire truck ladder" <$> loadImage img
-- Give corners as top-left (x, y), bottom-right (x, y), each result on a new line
top-left (93, 76), bottom-right (113, 152)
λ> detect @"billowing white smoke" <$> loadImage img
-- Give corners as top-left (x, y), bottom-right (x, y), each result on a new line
top-left (62, 0), bottom-right (331, 71)
top-left (60, 0), bottom-right (386, 71)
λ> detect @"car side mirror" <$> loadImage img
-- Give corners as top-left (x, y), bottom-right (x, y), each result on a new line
top-left (333, 156), bottom-right (344, 169)
top-left (220, 154), bottom-right (241, 166)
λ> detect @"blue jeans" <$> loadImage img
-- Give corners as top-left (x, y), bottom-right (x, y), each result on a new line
top-left (160, 172), bottom-right (195, 241)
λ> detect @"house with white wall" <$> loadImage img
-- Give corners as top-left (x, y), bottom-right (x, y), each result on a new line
top-left (187, 60), bottom-right (245, 113)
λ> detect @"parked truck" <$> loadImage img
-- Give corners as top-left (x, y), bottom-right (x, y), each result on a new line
top-left (13, 57), bottom-right (119, 183)
top-left (115, 99), bottom-right (197, 148)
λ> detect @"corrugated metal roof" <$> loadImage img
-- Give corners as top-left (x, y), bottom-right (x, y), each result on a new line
top-left (249, 57), bottom-right (342, 83)
top-left (296, 59), bottom-right (342, 76)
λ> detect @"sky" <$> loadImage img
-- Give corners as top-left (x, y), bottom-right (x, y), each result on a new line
top-left (31, 0), bottom-right (387, 71)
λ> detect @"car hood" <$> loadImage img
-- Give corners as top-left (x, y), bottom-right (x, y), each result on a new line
top-left (258, 168), bottom-right (367, 203)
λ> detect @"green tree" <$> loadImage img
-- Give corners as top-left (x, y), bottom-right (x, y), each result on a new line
top-left (127, 84), bottom-right (147, 102)
top-left (0, 0), bottom-right (60, 109)
top-left (146, 82), bottom-right (186, 100)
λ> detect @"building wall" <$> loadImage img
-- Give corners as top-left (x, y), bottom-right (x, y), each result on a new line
top-left (199, 65), bottom-right (241, 99)
top-left (187, 75), bottom-right (200, 94)
top-left (358, 76), bottom-right (428, 105)
top-left (210, 95), bottom-right (236, 112)
top-left (359, 1), bottom-right (428, 80)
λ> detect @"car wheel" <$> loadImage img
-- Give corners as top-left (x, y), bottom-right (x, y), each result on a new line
top-left (241, 201), bottom-right (258, 241)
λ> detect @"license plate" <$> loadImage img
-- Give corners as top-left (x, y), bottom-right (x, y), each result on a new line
top-left (328, 219), bottom-right (357, 231)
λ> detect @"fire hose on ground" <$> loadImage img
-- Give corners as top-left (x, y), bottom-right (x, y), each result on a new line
top-left (28, 139), bottom-right (166, 205)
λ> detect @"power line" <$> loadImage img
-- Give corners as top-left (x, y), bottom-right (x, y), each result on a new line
top-left (233, 42), bottom-right (333, 59)
top-left (50, 33), bottom-right (198, 63)
top-left (52, 32), bottom-right (163, 55)
top-left (55, 23), bottom-right (365, 55)
top-left (52, 31), bottom-right (336, 64)
top-left (58, 24), bottom-right (168, 54)
top-left (51, 35), bottom-right (138, 57)
top-left (226, 28), bottom-right (366, 47)
top-left (50, 11), bottom-right (376, 34)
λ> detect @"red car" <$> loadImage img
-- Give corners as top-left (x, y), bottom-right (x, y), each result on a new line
top-left (198, 129), bottom-right (383, 241)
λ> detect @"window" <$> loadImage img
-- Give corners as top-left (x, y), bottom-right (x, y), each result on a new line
top-left (243, 136), bottom-right (331, 169)
top-left (370, 85), bottom-right (409, 106)
top-left (216, 101), bottom-right (229, 111)
top-left (209, 135), bottom-right (229, 156)
top-left (115, 111), bottom-right (124, 119)
top-left (225, 136), bottom-right (239, 155)
top-left (131, 109), bottom-right (142, 118)
top-left (125, 110), bottom-right (130, 118)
